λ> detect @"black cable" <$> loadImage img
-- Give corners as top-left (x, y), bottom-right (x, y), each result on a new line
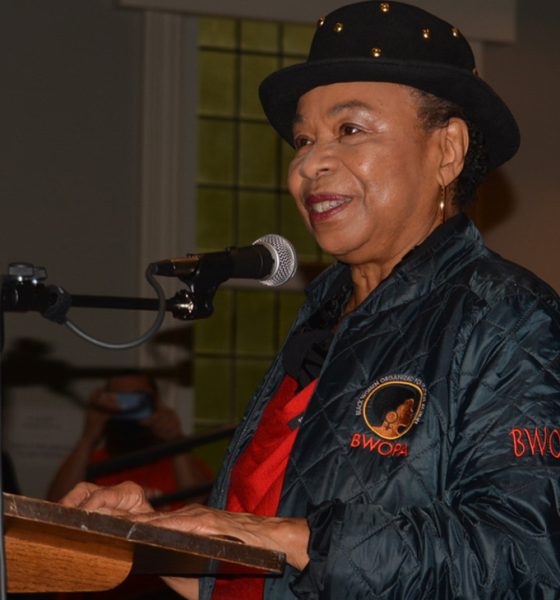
top-left (64, 265), bottom-right (167, 350)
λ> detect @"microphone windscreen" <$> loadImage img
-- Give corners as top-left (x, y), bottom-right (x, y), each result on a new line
top-left (253, 234), bottom-right (298, 287)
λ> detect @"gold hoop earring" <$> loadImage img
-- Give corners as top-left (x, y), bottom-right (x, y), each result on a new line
top-left (439, 185), bottom-right (447, 224)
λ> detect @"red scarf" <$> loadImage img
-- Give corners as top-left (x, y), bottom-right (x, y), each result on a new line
top-left (212, 376), bottom-right (317, 599)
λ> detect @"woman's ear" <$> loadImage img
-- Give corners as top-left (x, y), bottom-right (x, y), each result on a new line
top-left (437, 117), bottom-right (469, 188)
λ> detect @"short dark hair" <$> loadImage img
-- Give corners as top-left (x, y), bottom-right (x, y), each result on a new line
top-left (410, 88), bottom-right (490, 209)
top-left (107, 370), bottom-right (159, 396)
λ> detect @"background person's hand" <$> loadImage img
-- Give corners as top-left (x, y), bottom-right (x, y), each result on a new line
top-left (143, 405), bottom-right (183, 442)
top-left (82, 388), bottom-right (119, 445)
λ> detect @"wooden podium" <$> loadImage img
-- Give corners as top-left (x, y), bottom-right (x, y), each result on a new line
top-left (2, 493), bottom-right (285, 593)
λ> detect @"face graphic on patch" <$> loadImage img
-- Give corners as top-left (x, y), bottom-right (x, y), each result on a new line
top-left (380, 398), bottom-right (415, 437)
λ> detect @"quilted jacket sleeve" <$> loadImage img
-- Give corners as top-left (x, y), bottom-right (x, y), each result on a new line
top-left (292, 293), bottom-right (560, 599)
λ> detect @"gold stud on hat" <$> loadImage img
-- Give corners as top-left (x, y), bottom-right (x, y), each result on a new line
top-left (421, 28), bottom-right (431, 40)
top-left (371, 47), bottom-right (382, 58)
top-left (317, 16), bottom-right (325, 28)
top-left (451, 27), bottom-right (461, 38)
top-left (334, 22), bottom-right (344, 33)
top-left (379, 2), bottom-right (390, 12)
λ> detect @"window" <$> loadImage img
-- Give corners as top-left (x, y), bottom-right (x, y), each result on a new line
top-left (193, 16), bottom-right (327, 470)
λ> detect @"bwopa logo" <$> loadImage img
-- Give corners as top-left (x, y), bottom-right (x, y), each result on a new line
top-left (359, 377), bottom-right (426, 440)
top-left (351, 376), bottom-right (426, 456)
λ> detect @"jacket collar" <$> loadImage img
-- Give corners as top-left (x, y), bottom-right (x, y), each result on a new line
top-left (304, 213), bottom-right (485, 311)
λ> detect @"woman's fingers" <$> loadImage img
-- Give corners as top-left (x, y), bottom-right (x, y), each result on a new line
top-left (60, 487), bottom-right (309, 570)
top-left (59, 481), bottom-right (100, 508)
top-left (60, 480), bottom-right (154, 514)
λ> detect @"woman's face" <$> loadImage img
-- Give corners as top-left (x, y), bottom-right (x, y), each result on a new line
top-left (288, 82), bottom-right (446, 269)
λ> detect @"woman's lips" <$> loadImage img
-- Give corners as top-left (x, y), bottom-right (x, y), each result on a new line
top-left (305, 194), bottom-right (352, 222)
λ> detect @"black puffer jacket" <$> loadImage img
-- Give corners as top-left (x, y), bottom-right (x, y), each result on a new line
top-left (202, 214), bottom-right (560, 599)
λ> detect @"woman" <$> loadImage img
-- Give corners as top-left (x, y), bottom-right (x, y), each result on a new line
top-left (62, 2), bottom-right (560, 598)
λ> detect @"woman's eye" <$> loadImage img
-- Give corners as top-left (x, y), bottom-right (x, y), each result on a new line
top-left (340, 124), bottom-right (361, 136)
top-left (294, 136), bottom-right (312, 150)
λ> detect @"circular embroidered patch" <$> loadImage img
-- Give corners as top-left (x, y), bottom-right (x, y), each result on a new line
top-left (362, 380), bottom-right (425, 440)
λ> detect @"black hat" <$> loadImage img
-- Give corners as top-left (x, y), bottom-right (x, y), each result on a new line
top-left (259, 1), bottom-right (519, 169)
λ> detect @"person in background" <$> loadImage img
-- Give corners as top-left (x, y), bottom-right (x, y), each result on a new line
top-left (60, 2), bottom-right (560, 598)
top-left (48, 371), bottom-right (212, 507)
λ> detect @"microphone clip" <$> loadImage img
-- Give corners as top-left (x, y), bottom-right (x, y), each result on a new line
top-left (168, 286), bottom-right (216, 321)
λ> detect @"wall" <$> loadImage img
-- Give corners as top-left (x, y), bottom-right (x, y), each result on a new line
top-left (478, 0), bottom-right (560, 293)
top-left (0, 0), bottom-right (145, 496)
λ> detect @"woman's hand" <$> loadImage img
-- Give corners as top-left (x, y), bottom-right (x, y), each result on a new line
top-left (60, 480), bottom-right (155, 516)
top-left (131, 503), bottom-right (310, 571)
top-left (60, 482), bottom-right (310, 571)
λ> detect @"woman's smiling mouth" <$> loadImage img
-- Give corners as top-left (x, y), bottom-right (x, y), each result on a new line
top-left (306, 194), bottom-right (352, 221)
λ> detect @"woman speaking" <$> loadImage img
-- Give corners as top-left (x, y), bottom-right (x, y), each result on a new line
top-left (62, 2), bottom-right (560, 598)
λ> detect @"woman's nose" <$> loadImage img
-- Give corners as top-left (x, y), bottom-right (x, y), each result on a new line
top-left (297, 141), bottom-right (338, 180)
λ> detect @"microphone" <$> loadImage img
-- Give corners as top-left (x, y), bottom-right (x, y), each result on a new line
top-left (150, 234), bottom-right (298, 287)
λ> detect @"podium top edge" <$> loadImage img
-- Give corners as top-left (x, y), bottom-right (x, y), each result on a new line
top-left (3, 493), bottom-right (285, 574)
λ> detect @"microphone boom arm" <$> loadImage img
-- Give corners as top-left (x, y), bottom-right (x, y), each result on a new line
top-left (1, 264), bottom-right (218, 322)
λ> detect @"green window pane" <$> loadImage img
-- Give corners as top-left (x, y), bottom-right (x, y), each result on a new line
top-left (235, 289), bottom-right (275, 355)
top-left (238, 191), bottom-right (277, 246)
top-left (283, 23), bottom-right (314, 55)
top-left (199, 50), bottom-right (236, 117)
top-left (194, 289), bottom-right (233, 354)
top-left (240, 55), bottom-right (278, 119)
top-left (280, 193), bottom-right (319, 262)
top-left (197, 119), bottom-right (235, 185)
top-left (199, 17), bottom-right (236, 48)
top-left (320, 252), bottom-right (336, 266)
top-left (194, 357), bottom-right (233, 421)
top-left (196, 188), bottom-right (235, 252)
top-left (279, 291), bottom-right (306, 345)
top-left (235, 358), bottom-right (271, 418)
top-left (281, 140), bottom-right (295, 187)
top-left (239, 123), bottom-right (277, 187)
top-left (241, 20), bottom-right (278, 52)
top-left (281, 55), bottom-right (304, 68)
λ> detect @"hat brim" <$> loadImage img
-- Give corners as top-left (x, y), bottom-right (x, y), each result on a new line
top-left (259, 57), bottom-right (520, 170)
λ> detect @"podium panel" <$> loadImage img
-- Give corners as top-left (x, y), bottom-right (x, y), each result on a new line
top-left (3, 493), bottom-right (285, 593)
